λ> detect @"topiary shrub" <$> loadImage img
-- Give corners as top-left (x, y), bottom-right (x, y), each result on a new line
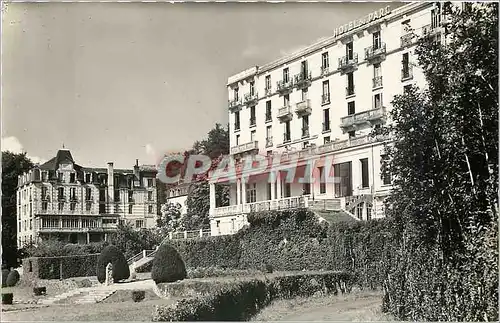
top-left (2, 269), bottom-right (10, 287)
top-left (151, 244), bottom-right (187, 284)
top-left (132, 290), bottom-right (145, 302)
top-left (6, 270), bottom-right (20, 287)
top-left (96, 245), bottom-right (130, 283)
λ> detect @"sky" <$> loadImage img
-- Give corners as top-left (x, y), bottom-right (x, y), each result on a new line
top-left (2, 1), bottom-right (403, 168)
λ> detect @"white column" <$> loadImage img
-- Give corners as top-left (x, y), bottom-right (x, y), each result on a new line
top-left (236, 179), bottom-right (241, 204)
top-left (241, 177), bottom-right (247, 204)
top-left (270, 180), bottom-right (276, 200)
top-left (276, 172), bottom-right (282, 199)
top-left (209, 182), bottom-right (216, 210)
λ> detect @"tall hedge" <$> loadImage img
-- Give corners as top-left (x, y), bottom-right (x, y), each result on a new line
top-left (151, 244), bottom-right (187, 284)
top-left (96, 245), bottom-right (130, 283)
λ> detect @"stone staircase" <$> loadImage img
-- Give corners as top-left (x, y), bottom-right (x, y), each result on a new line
top-left (37, 289), bottom-right (85, 305)
top-left (72, 289), bottom-right (116, 304)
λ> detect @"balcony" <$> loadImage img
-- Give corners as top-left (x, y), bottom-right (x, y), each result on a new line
top-left (346, 86), bottom-right (355, 97)
top-left (277, 105), bottom-right (293, 122)
top-left (322, 121), bottom-right (331, 133)
top-left (340, 106), bottom-right (387, 132)
top-left (249, 117), bottom-right (256, 128)
top-left (338, 53), bottom-right (358, 73)
top-left (230, 141), bottom-right (259, 155)
top-left (400, 34), bottom-right (413, 48)
top-left (301, 128), bottom-right (310, 139)
top-left (401, 66), bottom-right (413, 81)
top-left (372, 76), bottom-right (383, 89)
top-left (234, 122), bottom-right (241, 132)
top-left (244, 92), bottom-right (258, 107)
top-left (264, 87), bottom-right (272, 96)
top-left (295, 99), bottom-right (311, 116)
top-left (265, 113), bottom-right (272, 123)
top-left (276, 79), bottom-right (294, 95)
top-left (228, 98), bottom-right (243, 112)
top-left (321, 93), bottom-right (330, 105)
top-left (266, 137), bottom-right (273, 148)
top-left (212, 196), bottom-right (307, 218)
top-left (320, 66), bottom-right (330, 76)
top-left (422, 24), bottom-right (441, 38)
top-left (294, 71), bottom-right (312, 89)
top-left (364, 43), bottom-right (386, 63)
top-left (283, 133), bottom-right (291, 144)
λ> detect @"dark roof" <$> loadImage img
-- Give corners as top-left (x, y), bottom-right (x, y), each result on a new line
top-left (40, 150), bottom-right (75, 171)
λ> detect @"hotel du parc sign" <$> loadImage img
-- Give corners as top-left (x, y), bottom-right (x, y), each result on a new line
top-left (333, 5), bottom-right (392, 38)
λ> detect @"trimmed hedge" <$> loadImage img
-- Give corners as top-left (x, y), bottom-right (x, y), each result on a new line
top-left (152, 271), bottom-right (353, 321)
top-left (22, 254), bottom-right (99, 281)
top-left (132, 290), bottom-right (145, 302)
top-left (96, 245), bottom-right (130, 283)
top-left (6, 270), bottom-right (20, 287)
top-left (151, 244), bottom-right (187, 284)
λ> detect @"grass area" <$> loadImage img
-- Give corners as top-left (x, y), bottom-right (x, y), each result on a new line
top-left (252, 289), bottom-right (395, 321)
top-left (102, 289), bottom-right (161, 303)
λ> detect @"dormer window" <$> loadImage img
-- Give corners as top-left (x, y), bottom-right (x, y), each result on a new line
top-left (58, 172), bottom-right (63, 182)
top-left (70, 173), bottom-right (76, 183)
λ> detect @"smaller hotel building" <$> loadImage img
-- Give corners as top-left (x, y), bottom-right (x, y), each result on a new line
top-left (209, 2), bottom-right (451, 236)
top-left (16, 149), bottom-right (158, 247)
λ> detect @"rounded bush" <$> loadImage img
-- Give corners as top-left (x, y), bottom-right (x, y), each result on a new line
top-left (6, 270), bottom-right (20, 287)
top-left (96, 245), bottom-right (130, 283)
top-left (151, 244), bottom-right (187, 284)
top-left (2, 269), bottom-right (10, 287)
top-left (132, 290), bottom-right (145, 302)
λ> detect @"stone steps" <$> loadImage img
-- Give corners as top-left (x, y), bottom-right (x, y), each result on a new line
top-left (72, 289), bottom-right (116, 304)
top-left (37, 289), bottom-right (85, 305)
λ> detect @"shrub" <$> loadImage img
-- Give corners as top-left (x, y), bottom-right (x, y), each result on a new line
top-left (96, 245), bottom-right (130, 283)
top-left (132, 290), bottom-right (145, 302)
top-left (6, 270), bottom-right (20, 287)
top-left (33, 287), bottom-right (46, 296)
top-left (264, 263), bottom-right (274, 274)
top-left (2, 293), bottom-right (13, 305)
top-left (2, 269), bottom-right (10, 287)
top-left (151, 244), bottom-right (187, 284)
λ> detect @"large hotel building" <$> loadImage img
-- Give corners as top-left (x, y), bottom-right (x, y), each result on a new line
top-left (208, 2), bottom-right (450, 236)
top-left (16, 149), bottom-right (159, 247)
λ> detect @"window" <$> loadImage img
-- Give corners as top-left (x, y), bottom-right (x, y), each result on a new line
top-left (58, 187), bottom-right (64, 200)
top-left (356, 203), bottom-right (364, 220)
top-left (374, 93), bottom-right (383, 109)
top-left (319, 167), bottom-right (326, 194)
top-left (381, 154), bottom-right (392, 185)
top-left (283, 183), bottom-right (291, 198)
top-left (148, 191), bottom-right (153, 201)
top-left (265, 75), bottom-right (271, 90)
top-left (148, 205), bottom-right (153, 214)
top-left (234, 111), bottom-right (240, 130)
top-left (347, 73), bottom-right (355, 95)
top-left (373, 63), bottom-right (382, 88)
top-left (147, 179), bottom-right (153, 187)
top-left (234, 87), bottom-right (239, 101)
top-left (373, 31), bottom-right (381, 49)
top-left (366, 203), bottom-right (372, 221)
top-left (323, 109), bottom-right (330, 132)
top-left (42, 202), bottom-right (48, 211)
top-left (136, 220), bottom-right (144, 228)
top-left (236, 134), bottom-right (240, 145)
top-left (128, 190), bottom-right (133, 202)
top-left (346, 42), bottom-right (354, 60)
top-left (42, 186), bottom-right (48, 199)
top-left (86, 202), bottom-right (91, 211)
top-left (301, 88), bottom-right (308, 101)
top-left (302, 115), bottom-right (309, 138)
top-left (360, 158), bottom-right (369, 188)
top-left (70, 202), bottom-right (76, 211)
top-left (322, 52), bottom-right (329, 70)
top-left (348, 131), bottom-right (356, 138)
top-left (284, 121), bottom-right (291, 142)
top-left (250, 106), bottom-right (256, 126)
top-left (70, 173), bottom-right (76, 183)
top-left (265, 101), bottom-right (272, 121)
top-left (267, 183), bottom-right (272, 200)
top-left (266, 126), bottom-right (272, 144)
top-left (251, 130), bottom-right (256, 142)
top-left (85, 173), bottom-right (91, 183)
top-left (348, 101), bottom-right (356, 115)
top-left (301, 60), bottom-right (308, 76)
top-left (246, 183), bottom-right (257, 203)
top-left (42, 172), bottom-right (48, 182)
top-left (402, 53), bottom-right (410, 78)
top-left (283, 68), bottom-right (289, 83)
top-left (114, 190), bottom-right (120, 202)
top-left (283, 94), bottom-right (290, 107)
top-left (58, 202), bottom-right (64, 212)
top-left (431, 8), bottom-right (440, 29)
top-left (249, 81), bottom-right (255, 96)
top-left (216, 220), bottom-right (220, 228)
top-left (322, 81), bottom-right (330, 104)
top-left (324, 136), bottom-right (331, 144)
top-left (128, 204), bottom-right (133, 214)
top-left (85, 188), bottom-right (92, 200)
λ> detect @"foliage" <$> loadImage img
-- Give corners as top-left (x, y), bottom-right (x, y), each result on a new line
top-left (151, 244), bottom-right (187, 284)
top-left (96, 245), bottom-right (130, 283)
top-left (375, 3), bottom-right (498, 321)
top-left (2, 269), bottom-right (10, 287)
top-left (5, 269), bottom-right (20, 287)
top-left (33, 287), bottom-right (46, 296)
top-left (23, 239), bottom-right (108, 258)
top-left (152, 271), bottom-right (353, 321)
top-left (107, 224), bottom-right (162, 260)
top-left (23, 254), bottom-right (99, 280)
top-left (132, 290), bottom-right (146, 302)
top-left (2, 152), bottom-right (34, 268)
top-left (157, 202), bottom-right (184, 232)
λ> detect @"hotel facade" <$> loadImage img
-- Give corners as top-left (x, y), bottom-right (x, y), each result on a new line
top-left (208, 2), bottom-right (450, 236)
top-left (16, 149), bottom-right (158, 247)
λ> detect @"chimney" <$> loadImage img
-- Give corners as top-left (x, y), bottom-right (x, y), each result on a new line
top-left (107, 162), bottom-right (114, 204)
top-left (134, 159), bottom-right (140, 179)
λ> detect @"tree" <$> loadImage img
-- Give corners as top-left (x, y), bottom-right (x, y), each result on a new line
top-left (108, 224), bottom-right (162, 259)
top-left (184, 125), bottom-right (230, 230)
top-left (157, 202), bottom-right (183, 232)
top-left (2, 152), bottom-right (34, 268)
top-left (379, 3), bottom-right (498, 321)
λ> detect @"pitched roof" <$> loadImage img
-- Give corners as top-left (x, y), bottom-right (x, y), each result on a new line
top-left (39, 149), bottom-right (75, 170)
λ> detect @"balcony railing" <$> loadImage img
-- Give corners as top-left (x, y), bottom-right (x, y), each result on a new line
top-left (320, 66), bottom-right (330, 76)
top-left (400, 34), bottom-right (413, 47)
top-left (283, 133), bottom-right (291, 143)
top-left (346, 86), bottom-right (355, 97)
top-left (340, 106), bottom-right (387, 131)
top-left (244, 92), bottom-right (258, 106)
top-left (321, 93), bottom-right (330, 105)
top-left (422, 24), bottom-right (440, 37)
top-left (266, 137), bottom-right (273, 147)
top-left (228, 98), bottom-right (242, 111)
top-left (212, 196), bottom-right (307, 218)
top-left (338, 53), bottom-right (358, 71)
top-left (265, 87), bottom-right (272, 96)
top-left (301, 128), bottom-right (310, 138)
top-left (365, 43), bottom-right (386, 61)
top-left (234, 122), bottom-right (241, 131)
top-left (265, 113), bottom-right (272, 122)
top-left (277, 105), bottom-right (292, 120)
top-left (249, 117), bottom-right (256, 127)
top-left (322, 121), bottom-right (331, 133)
top-left (230, 141), bottom-right (259, 155)
top-left (294, 71), bottom-right (312, 89)
top-left (276, 79), bottom-right (294, 94)
top-left (401, 66), bottom-right (413, 81)
top-left (372, 76), bottom-right (383, 89)
top-left (295, 99), bottom-right (311, 116)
